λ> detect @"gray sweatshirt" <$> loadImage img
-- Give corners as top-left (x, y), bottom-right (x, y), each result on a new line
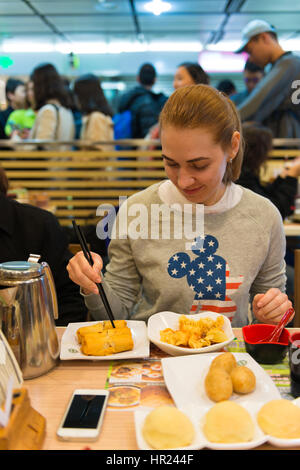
top-left (83, 182), bottom-right (286, 327)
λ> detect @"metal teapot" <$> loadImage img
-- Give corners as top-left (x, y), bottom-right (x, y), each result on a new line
top-left (0, 254), bottom-right (59, 379)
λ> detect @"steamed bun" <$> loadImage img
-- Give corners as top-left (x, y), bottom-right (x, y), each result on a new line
top-left (142, 406), bottom-right (195, 449)
top-left (257, 399), bottom-right (300, 439)
top-left (203, 401), bottom-right (255, 443)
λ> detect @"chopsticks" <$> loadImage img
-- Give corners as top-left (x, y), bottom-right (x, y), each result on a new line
top-left (72, 220), bottom-right (115, 328)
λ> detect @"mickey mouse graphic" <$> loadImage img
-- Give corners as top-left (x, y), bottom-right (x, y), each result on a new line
top-left (167, 234), bottom-right (243, 321)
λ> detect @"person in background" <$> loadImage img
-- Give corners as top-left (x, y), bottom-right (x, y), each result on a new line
top-left (173, 62), bottom-right (209, 89)
top-left (236, 125), bottom-right (300, 305)
top-left (62, 76), bottom-right (82, 141)
top-left (231, 60), bottom-right (264, 106)
top-left (0, 166), bottom-right (88, 325)
top-left (235, 19), bottom-right (300, 137)
top-left (236, 125), bottom-right (300, 220)
top-left (5, 80), bottom-right (36, 139)
top-left (0, 78), bottom-right (26, 142)
top-left (217, 79), bottom-right (237, 96)
top-left (67, 84), bottom-right (292, 327)
top-left (73, 73), bottom-right (114, 150)
top-left (12, 63), bottom-right (75, 150)
top-left (146, 62), bottom-right (209, 143)
top-left (118, 63), bottom-right (168, 138)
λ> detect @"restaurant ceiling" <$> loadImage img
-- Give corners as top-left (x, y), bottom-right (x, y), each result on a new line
top-left (0, 0), bottom-right (300, 50)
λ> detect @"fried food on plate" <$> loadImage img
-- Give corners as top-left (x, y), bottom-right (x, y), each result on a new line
top-left (204, 367), bottom-right (233, 402)
top-left (210, 352), bottom-right (237, 374)
top-left (77, 319), bottom-right (127, 344)
top-left (230, 366), bottom-right (256, 394)
top-left (77, 320), bottom-right (133, 356)
top-left (160, 315), bottom-right (227, 350)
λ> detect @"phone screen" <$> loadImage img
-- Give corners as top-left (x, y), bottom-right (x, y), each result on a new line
top-left (62, 394), bottom-right (106, 429)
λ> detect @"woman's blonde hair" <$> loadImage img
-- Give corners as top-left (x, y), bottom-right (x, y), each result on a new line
top-left (159, 84), bottom-right (244, 184)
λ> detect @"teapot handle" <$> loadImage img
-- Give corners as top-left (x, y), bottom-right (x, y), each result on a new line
top-left (28, 254), bottom-right (59, 320)
top-left (41, 262), bottom-right (59, 320)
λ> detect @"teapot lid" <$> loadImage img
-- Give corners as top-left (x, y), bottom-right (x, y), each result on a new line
top-left (0, 261), bottom-right (43, 281)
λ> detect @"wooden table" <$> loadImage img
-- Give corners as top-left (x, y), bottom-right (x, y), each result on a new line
top-left (24, 327), bottom-right (300, 451)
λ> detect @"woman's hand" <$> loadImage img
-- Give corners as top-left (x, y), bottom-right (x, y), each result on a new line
top-left (252, 288), bottom-right (293, 325)
top-left (67, 250), bottom-right (103, 295)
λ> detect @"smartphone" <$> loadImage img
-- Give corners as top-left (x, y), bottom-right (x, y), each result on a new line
top-left (57, 389), bottom-right (109, 441)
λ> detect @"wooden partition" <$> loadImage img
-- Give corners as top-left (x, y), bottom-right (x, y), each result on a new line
top-left (1, 140), bottom-right (300, 226)
top-left (261, 148), bottom-right (300, 183)
top-left (0, 148), bottom-right (164, 226)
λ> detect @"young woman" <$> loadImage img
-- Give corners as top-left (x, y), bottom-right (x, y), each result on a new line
top-left (173, 62), bottom-right (209, 89)
top-left (67, 85), bottom-right (292, 327)
top-left (30, 63), bottom-right (75, 149)
top-left (146, 62), bottom-right (209, 143)
top-left (73, 74), bottom-right (114, 150)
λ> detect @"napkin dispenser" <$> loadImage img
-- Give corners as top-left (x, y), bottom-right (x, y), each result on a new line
top-left (0, 255), bottom-right (59, 379)
top-left (0, 388), bottom-right (46, 450)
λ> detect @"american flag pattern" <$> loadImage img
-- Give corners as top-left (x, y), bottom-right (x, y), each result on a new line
top-left (167, 234), bottom-right (243, 322)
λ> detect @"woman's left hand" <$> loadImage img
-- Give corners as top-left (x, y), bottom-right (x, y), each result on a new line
top-left (252, 288), bottom-right (294, 325)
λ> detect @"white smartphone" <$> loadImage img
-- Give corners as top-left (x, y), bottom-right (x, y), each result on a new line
top-left (57, 389), bottom-right (109, 441)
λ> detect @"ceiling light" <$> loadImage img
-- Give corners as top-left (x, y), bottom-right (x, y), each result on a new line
top-left (1, 41), bottom-right (55, 53)
top-left (96, 0), bottom-right (118, 10)
top-left (206, 41), bottom-right (242, 52)
top-left (144, 0), bottom-right (171, 16)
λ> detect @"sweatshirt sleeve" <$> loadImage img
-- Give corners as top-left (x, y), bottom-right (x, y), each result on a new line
top-left (249, 204), bottom-right (287, 298)
top-left (237, 57), bottom-right (298, 122)
top-left (82, 202), bottom-right (142, 320)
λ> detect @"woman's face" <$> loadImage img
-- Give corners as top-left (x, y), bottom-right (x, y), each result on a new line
top-left (161, 125), bottom-right (239, 205)
top-left (26, 81), bottom-right (35, 107)
top-left (173, 66), bottom-right (195, 90)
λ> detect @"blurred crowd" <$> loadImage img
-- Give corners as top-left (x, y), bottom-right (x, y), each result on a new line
top-left (1, 18), bottom-right (300, 323)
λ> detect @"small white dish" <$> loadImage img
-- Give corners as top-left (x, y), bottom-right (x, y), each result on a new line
top-left (256, 398), bottom-right (300, 448)
top-left (134, 406), bottom-right (206, 450)
top-left (60, 320), bottom-right (149, 360)
top-left (199, 401), bottom-right (267, 450)
top-left (148, 311), bottom-right (234, 356)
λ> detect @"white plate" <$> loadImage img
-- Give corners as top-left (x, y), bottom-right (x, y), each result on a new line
top-left (148, 311), bottom-right (234, 356)
top-left (161, 352), bottom-right (281, 410)
top-left (160, 352), bottom-right (280, 450)
top-left (134, 406), bottom-right (206, 450)
top-left (60, 320), bottom-right (149, 360)
top-left (134, 403), bottom-right (267, 450)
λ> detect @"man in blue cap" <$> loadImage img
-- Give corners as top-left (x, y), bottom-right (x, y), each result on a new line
top-left (236, 19), bottom-right (300, 138)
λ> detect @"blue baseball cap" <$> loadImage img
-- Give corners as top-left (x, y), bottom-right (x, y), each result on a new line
top-left (236, 19), bottom-right (277, 53)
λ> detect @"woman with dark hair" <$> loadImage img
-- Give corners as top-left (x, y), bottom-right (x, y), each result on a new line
top-left (12, 63), bottom-right (75, 150)
top-left (173, 62), bottom-right (210, 89)
top-left (236, 125), bottom-right (300, 219)
top-left (73, 74), bottom-right (114, 150)
top-left (146, 62), bottom-right (210, 144)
